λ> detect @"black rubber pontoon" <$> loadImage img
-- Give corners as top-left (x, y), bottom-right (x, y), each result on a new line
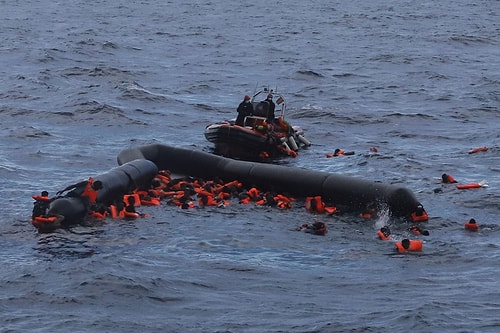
top-left (117, 143), bottom-right (422, 217)
top-left (46, 159), bottom-right (158, 226)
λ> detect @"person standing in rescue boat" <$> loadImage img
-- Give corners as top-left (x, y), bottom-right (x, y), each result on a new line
top-left (264, 93), bottom-right (275, 122)
top-left (235, 95), bottom-right (253, 126)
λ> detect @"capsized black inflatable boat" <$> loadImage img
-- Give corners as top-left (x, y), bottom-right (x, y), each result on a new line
top-left (117, 143), bottom-right (425, 218)
top-left (37, 159), bottom-right (158, 231)
top-left (34, 143), bottom-right (426, 231)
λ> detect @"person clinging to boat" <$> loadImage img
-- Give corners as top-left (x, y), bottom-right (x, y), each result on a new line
top-left (235, 95), bottom-right (253, 126)
top-left (31, 191), bottom-right (52, 219)
top-left (56, 176), bottom-right (103, 212)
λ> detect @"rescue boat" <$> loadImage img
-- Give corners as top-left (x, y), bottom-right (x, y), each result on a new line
top-left (204, 87), bottom-right (311, 159)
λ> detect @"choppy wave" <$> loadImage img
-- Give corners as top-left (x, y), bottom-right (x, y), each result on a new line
top-left (1, 0), bottom-right (499, 332)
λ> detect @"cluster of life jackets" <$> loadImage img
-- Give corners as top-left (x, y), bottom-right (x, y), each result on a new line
top-left (143, 171), bottom-right (297, 211)
top-left (376, 225), bottom-right (428, 253)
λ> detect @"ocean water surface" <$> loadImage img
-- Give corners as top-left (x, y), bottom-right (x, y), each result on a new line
top-left (1, 0), bottom-right (499, 332)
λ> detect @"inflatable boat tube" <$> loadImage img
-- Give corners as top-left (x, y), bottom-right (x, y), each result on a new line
top-left (45, 159), bottom-right (158, 227)
top-left (117, 144), bottom-right (423, 217)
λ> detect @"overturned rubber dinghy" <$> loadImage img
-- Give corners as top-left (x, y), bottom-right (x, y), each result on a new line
top-left (40, 159), bottom-right (158, 231)
top-left (117, 143), bottom-right (425, 217)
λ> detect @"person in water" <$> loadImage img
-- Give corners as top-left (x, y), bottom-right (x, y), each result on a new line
top-left (297, 221), bottom-right (328, 235)
top-left (235, 95), bottom-right (253, 126)
top-left (56, 177), bottom-right (103, 211)
top-left (377, 226), bottom-right (391, 240)
top-left (441, 173), bottom-right (457, 183)
top-left (395, 238), bottom-right (423, 253)
top-left (464, 218), bottom-right (478, 231)
top-left (32, 191), bottom-right (51, 218)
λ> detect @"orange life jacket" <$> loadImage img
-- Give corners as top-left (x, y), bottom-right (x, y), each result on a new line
top-left (411, 210), bottom-right (428, 222)
top-left (255, 198), bottom-right (266, 205)
top-left (32, 215), bottom-right (58, 226)
top-left (123, 193), bottom-right (141, 207)
top-left (456, 183), bottom-right (482, 189)
top-left (141, 197), bottom-right (161, 206)
top-left (441, 174), bottom-right (457, 183)
top-left (198, 194), bottom-right (218, 207)
top-left (324, 206), bottom-right (337, 214)
top-left (217, 191), bottom-right (232, 200)
top-left (239, 196), bottom-right (251, 204)
top-left (89, 211), bottom-right (107, 219)
top-left (247, 187), bottom-right (260, 200)
top-left (464, 222), bottom-right (478, 231)
top-left (468, 147), bottom-right (488, 154)
top-left (409, 226), bottom-right (422, 235)
top-left (276, 201), bottom-right (292, 209)
top-left (305, 196), bottom-right (325, 213)
top-left (81, 178), bottom-right (98, 204)
top-left (306, 195), bottom-right (337, 214)
top-left (155, 174), bottom-right (171, 186)
top-left (32, 195), bottom-right (50, 201)
top-left (377, 230), bottom-right (391, 240)
top-left (110, 205), bottom-right (125, 219)
top-left (195, 188), bottom-right (214, 197)
top-left (395, 240), bottom-right (423, 253)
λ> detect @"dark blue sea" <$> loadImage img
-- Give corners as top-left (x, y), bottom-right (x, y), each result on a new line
top-left (1, 0), bottom-right (499, 332)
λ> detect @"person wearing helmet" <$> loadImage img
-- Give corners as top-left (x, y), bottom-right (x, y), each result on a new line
top-left (235, 95), bottom-right (254, 126)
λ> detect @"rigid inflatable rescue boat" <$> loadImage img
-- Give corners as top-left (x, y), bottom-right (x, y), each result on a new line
top-left (204, 88), bottom-right (311, 159)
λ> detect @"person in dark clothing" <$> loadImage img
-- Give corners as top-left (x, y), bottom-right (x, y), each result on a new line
top-left (235, 95), bottom-right (254, 126)
top-left (32, 191), bottom-right (51, 218)
top-left (264, 93), bottom-right (275, 122)
top-left (56, 177), bottom-right (103, 212)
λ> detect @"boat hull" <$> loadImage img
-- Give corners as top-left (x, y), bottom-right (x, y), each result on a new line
top-left (205, 121), bottom-right (306, 158)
